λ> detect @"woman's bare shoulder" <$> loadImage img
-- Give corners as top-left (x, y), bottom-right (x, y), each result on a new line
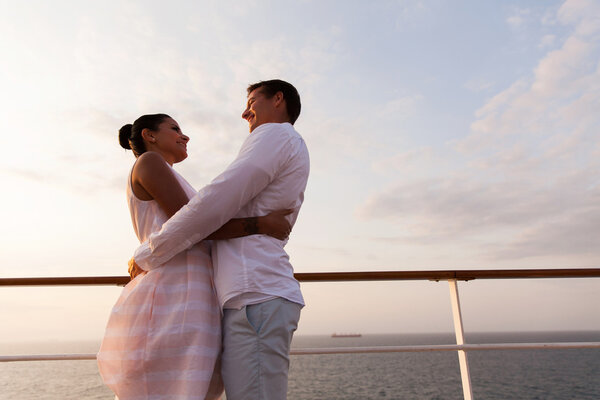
top-left (131, 151), bottom-right (171, 189)
top-left (133, 151), bottom-right (170, 176)
top-left (134, 151), bottom-right (167, 168)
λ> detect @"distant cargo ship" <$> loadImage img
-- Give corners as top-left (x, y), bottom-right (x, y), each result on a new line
top-left (331, 333), bottom-right (362, 338)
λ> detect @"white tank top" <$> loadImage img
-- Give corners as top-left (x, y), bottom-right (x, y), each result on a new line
top-left (127, 162), bottom-right (211, 256)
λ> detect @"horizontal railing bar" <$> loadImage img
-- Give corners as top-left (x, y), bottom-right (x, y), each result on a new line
top-left (3, 342), bottom-right (600, 362)
top-left (291, 342), bottom-right (600, 355)
top-left (1, 268), bottom-right (599, 287)
top-left (297, 269), bottom-right (600, 282)
top-left (0, 276), bottom-right (131, 287)
top-left (0, 354), bottom-right (97, 362)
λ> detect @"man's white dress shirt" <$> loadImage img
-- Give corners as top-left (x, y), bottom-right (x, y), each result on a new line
top-left (134, 122), bottom-right (309, 309)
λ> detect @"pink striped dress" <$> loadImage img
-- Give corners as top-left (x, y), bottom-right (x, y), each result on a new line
top-left (97, 165), bottom-right (223, 400)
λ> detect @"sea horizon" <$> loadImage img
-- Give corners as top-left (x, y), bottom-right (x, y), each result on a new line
top-left (3, 328), bottom-right (599, 340)
top-left (1, 329), bottom-right (598, 353)
top-left (2, 331), bottom-right (599, 399)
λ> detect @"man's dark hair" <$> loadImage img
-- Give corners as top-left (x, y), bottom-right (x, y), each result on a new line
top-left (247, 79), bottom-right (301, 124)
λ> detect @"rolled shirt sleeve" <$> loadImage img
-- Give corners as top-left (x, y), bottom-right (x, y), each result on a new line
top-left (134, 124), bottom-right (292, 271)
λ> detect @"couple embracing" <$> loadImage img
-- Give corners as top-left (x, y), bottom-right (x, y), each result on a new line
top-left (97, 79), bottom-right (309, 400)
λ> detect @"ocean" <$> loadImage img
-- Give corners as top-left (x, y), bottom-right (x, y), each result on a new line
top-left (1, 331), bottom-right (599, 399)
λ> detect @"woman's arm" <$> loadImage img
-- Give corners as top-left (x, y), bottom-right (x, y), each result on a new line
top-left (128, 152), bottom-right (191, 280)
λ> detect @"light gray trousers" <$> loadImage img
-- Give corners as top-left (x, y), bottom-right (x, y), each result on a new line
top-left (221, 297), bottom-right (302, 400)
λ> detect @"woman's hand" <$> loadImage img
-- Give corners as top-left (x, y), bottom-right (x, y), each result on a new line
top-left (128, 258), bottom-right (145, 280)
top-left (259, 209), bottom-right (293, 240)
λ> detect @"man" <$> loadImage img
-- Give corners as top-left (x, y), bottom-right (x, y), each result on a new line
top-left (132, 79), bottom-right (309, 400)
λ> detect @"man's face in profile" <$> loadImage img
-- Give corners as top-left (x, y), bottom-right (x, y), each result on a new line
top-left (242, 88), bottom-right (279, 132)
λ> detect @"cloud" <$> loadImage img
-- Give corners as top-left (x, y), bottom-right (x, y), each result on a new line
top-left (357, 165), bottom-right (600, 262)
top-left (377, 95), bottom-right (422, 119)
top-left (464, 2), bottom-right (600, 151)
top-left (539, 34), bottom-right (556, 48)
top-left (358, 168), bottom-right (597, 229)
top-left (557, 0), bottom-right (600, 36)
top-left (5, 154), bottom-right (127, 195)
top-left (465, 78), bottom-right (495, 93)
top-left (357, 1), bottom-right (600, 261)
top-left (394, 0), bottom-right (430, 29)
top-left (506, 8), bottom-right (531, 29)
top-left (5, 168), bottom-right (48, 184)
top-left (371, 147), bottom-right (433, 174)
top-left (489, 206), bottom-right (600, 260)
top-left (5, 5), bottom-right (349, 190)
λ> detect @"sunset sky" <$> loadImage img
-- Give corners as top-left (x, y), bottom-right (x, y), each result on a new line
top-left (1, 0), bottom-right (599, 342)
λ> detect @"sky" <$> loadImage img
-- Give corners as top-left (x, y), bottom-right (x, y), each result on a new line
top-left (0, 0), bottom-right (599, 342)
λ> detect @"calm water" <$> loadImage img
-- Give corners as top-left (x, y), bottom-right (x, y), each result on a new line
top-left (1, 332), bottom-right (599, 399)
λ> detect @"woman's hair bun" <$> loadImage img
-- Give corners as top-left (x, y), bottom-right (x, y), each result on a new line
top-left (119, 124), bottom-right (133, 150)
top-left (120, 114), bottom-right (168, 156)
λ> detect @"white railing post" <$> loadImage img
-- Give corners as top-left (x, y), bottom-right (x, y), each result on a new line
top-left (448, 279), bottom-right (474, 400)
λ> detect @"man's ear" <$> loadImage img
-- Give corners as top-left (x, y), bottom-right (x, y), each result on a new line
top-left (274, 91), bottom-right (284, 107)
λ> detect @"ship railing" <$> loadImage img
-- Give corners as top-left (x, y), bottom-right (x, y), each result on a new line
top-left (2, 268), bottom-right (600, 400)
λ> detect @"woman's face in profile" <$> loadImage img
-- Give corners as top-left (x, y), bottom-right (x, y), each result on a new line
top-left (152, 118), bottom-right (190, 164)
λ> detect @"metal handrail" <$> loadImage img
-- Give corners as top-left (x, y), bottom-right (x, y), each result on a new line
top-left (1, 268), bottom-right (599, 286)
top-left (3, 341), bottom-right (600, 363)
top-left (2, 268), bottom-right (599, 399)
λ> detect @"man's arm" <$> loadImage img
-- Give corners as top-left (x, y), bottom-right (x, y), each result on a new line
top-left (208, 209), bottom-right (293, 241)
top-left (134, 125), bottom-right (293, 270)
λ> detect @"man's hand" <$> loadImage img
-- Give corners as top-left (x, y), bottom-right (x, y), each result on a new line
top-left (258, 209), bottom-right (293, 240)
top-left (128, 258), bottom-right (144, 280)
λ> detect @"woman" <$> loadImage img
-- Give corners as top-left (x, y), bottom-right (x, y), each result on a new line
top-left (97, 114), bottom-right (291, 400)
